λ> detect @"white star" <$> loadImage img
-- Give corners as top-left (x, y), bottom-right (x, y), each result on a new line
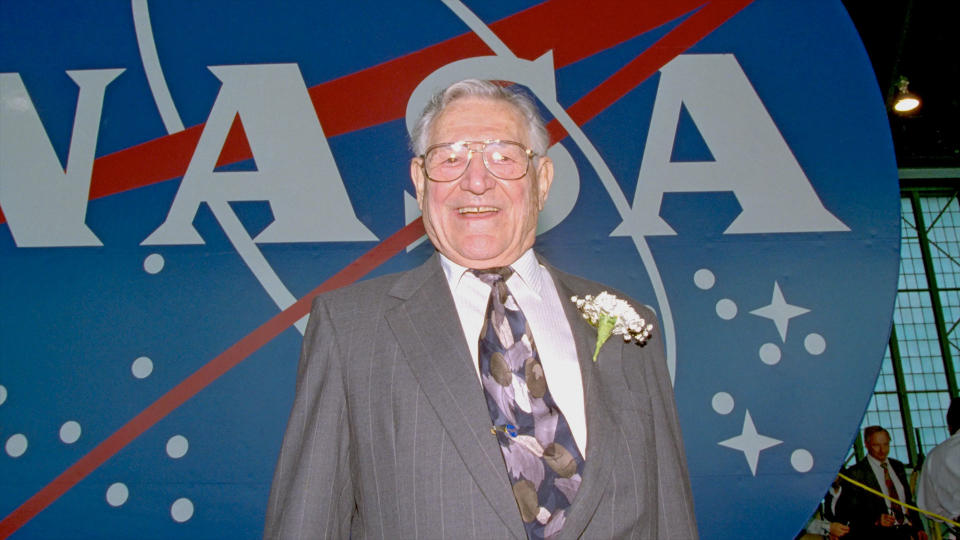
top-left (718, 410), bottom-right (782, 476)
top-left (749, 281), bottom-right (810, 342)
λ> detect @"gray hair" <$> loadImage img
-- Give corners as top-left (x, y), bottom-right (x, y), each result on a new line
top-left (410, 79), bottom-right (550, 157)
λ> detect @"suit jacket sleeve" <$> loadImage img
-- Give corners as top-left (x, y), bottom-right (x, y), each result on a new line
top-left (264, 297), bottom-right (355, 539)
top-left (839, 461), bottom-right (881, 533)
top-left (631, 304), bottom-right (699, 539)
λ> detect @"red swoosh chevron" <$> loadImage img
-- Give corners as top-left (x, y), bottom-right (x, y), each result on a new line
top-left (0, 0), bottom-right (753, 535)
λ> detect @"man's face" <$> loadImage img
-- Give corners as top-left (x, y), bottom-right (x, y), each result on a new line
top-left (866, 431), bottom-right (891, 461)
top-left (410, 96), bottom-right (553, 269)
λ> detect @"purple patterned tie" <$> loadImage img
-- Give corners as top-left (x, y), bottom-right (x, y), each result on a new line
top-left (473, 267), bottom-right (584, 539)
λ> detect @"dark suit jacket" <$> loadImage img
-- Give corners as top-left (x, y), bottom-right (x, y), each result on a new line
top-left (264, 253), bottom-right (698, 539)
top-left (839, 457), bottom-right (923, 540)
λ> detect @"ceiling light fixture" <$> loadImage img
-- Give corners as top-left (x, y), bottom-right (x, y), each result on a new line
top-left (893, 76), bottom-right (920, 114)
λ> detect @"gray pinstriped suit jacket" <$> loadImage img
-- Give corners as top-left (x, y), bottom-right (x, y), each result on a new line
top-left (264, 253), bottom-right (698, 539)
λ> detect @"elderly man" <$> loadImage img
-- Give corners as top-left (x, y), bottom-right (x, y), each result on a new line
top-left (264, 79), bottom-right (697, 539)
top-left (839, 426), bottom-right (927, 540)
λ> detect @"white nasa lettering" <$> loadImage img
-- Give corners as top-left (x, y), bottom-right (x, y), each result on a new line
top-left (0, 69), bottom-right (124, 247)
top-left (143, 63), bottom-right (376, 245)
top-left (3, 55), bottom-right (846, 249)
top-left (613, 54), bottom-right (849, 238)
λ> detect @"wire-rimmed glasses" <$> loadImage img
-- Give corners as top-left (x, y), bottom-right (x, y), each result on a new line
top-left (420, 140), bottom-right (536, 182)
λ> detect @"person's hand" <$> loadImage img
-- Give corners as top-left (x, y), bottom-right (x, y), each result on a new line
top-left (878, 513), bottom-right (897, 527)
top-left (829, 521), bottom-right (850, 537)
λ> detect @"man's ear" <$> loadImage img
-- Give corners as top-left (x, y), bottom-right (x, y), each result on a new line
top-left (535, 155), bottom-right (554, 211)
top-left (410, 157), bottom-right (426, 209)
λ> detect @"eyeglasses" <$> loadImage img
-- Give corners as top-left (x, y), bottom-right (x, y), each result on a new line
top-left (420, 140), bottom-right (536, 182)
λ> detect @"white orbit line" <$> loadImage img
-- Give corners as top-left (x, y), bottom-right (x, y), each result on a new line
top-left (547, 106), bottom-right (677, 382)
top-left (132, 0), bottom-right (184, 133)
top-left (132, 0), bottom-right (307, 335)
top-left (442, 0), bottom-right (678, 382)
top-left (207, 201), bottom-right (309, 334)
top-left (440, 0), bottom-right (514, 58)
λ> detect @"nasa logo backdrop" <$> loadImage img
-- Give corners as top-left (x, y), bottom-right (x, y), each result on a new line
top-left (1, 1), bottom-right (899, 538)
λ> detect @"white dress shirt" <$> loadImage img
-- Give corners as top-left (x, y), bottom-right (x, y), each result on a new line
top-left (917, 430), bottom-right (960, 521)
top-left (439, 249), bottom-right (588, 455)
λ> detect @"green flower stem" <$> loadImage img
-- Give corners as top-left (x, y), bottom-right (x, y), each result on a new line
top-left (592, 314), bottom-right (617, 362)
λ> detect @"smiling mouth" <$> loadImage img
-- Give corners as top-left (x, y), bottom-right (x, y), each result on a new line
top-left (457, 206), bottom-right (499, 215)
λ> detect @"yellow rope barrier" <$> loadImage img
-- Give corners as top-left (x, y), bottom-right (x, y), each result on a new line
top-left (837, 472), bottom-right (960, 529)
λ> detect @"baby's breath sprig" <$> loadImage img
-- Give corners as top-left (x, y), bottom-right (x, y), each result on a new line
top-left (571, 292), bottom-right (654, 361)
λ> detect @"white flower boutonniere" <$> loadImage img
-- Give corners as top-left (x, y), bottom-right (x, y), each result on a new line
top-left (571, 292), bottom-right (654, 362)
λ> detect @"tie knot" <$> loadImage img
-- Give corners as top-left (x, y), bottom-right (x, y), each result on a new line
top-left (471, 266), bottom-right (514, 284)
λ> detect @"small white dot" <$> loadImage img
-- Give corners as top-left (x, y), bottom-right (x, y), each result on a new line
top-left (759, 343), bottom-right (782, 365)
top-left (132, 356), bottom-right (154, 379)
top-left (6, 434), bottom-right (28, 458)
top-left (60, 421), bottom-right (82, 444)
top-left (804, 333), bottom-right (826, 355)
top-left (694, 269), bottom-right (716, 290)
top-left (144, 253), bottom-right (165, 274)
top-left (715, 299), bottom-right (737, 320)
top-left (712, 392), bottom-right (734, 415)
top-left (171, 498), bottom-right (194, 523)
top-left (0, 384), bottom-right (7, 406)
top-left (166, 435), bottom-right (189, 459)
top-left (106, 483), bottom-right (129, 507)
top-left (791, 449), bottom-right (814, 472)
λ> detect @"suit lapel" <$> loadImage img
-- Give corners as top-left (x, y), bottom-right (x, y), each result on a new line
top-left (861, 460), bottom-right (882, 491)
top-left (547, 269), bottom-right (622, 540)
top-left (384, 256), bottom-right (526, 539)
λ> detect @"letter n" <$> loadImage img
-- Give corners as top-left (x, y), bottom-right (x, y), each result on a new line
top-left (0, 69), bottom-right (124, 247)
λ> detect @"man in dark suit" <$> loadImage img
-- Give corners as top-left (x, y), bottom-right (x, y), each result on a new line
top-left (264, 79), bottom-right (698, 539)
top-left (839, 426), bottom-right (927, 540)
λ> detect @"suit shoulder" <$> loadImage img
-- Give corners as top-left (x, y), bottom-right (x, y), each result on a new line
top-left (310, 256), bottom-right (440, 315)
top-left (307, 271), bottom-right (404, 325)
top-left (316, 271), bottom-right (400, 304)
top-left (844, 458), bottom-right (872, 477)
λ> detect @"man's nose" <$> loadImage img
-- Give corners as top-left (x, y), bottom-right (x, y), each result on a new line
top-left (459, 151), bottom-right (495, 194)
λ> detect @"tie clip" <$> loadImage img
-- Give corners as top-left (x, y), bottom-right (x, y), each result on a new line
top-left (491, 424), bottom-right (518, 437)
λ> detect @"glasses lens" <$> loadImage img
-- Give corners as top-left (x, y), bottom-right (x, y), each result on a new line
top-left (424, 141), bottom-right (530, 182)
top-left (483, 141), bottom-right (529, 180)
top-left (424, 143), bottom-right (468, 182)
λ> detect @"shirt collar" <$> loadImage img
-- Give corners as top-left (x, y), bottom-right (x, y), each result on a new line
top-left (438, 249), bottom-right (544, 299)
top-left (866, 454), bottom-right (888, 469)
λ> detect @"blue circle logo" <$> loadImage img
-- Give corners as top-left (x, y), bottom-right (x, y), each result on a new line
top-left (0, 1), bottom-right (898, 537)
